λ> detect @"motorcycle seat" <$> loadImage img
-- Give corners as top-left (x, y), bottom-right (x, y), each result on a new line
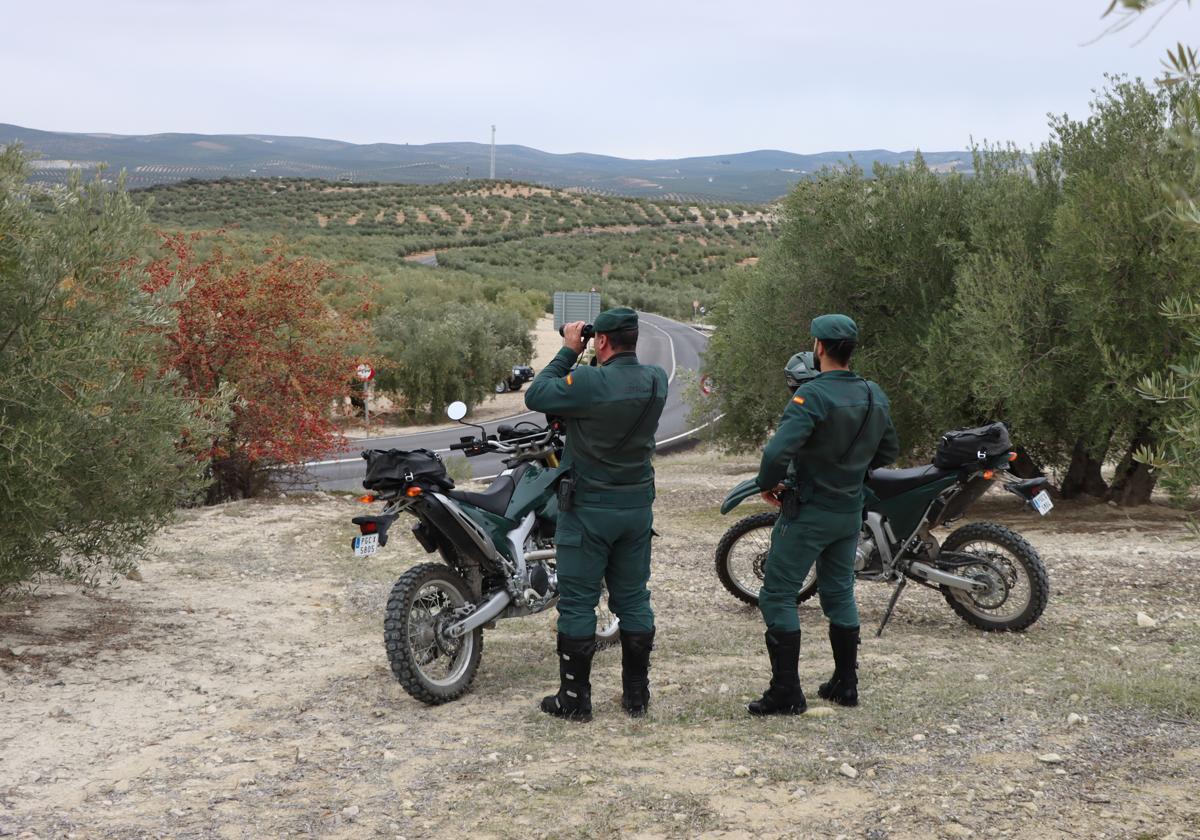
top-left (445, 465), bottom-right (528, 517)
top-left (866, 465), bottom-right (956, 501)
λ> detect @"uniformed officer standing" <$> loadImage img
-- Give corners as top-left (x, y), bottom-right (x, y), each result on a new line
top-left (748, 314), bottom-right (899, 716)
top-left (524, 307), bottom-right (669, 722)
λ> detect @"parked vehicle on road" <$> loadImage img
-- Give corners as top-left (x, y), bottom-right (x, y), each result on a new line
top-left (495, 365), bottom-right (535, 393)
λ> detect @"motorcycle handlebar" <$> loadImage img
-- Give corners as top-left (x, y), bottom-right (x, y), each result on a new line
top-left (447, 426), bottom-right (557, 457)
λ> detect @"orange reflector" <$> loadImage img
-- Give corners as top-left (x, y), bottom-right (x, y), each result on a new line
top-left (357, 495), bottom-right (375, 504)
top-left (406, 486), bottom-right (423, 498)
top-left (983, 470), bottom-right (995, 480)
top-left (1008, 452), bottom-right (1018, 462)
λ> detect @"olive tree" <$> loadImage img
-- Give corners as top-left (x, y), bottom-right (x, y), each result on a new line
top-left (373, 300), bottom-right (533, 418)
top-left (0, 148), bottom-right (223, 593)
top-left (1043, 77), bottom-right (1200, 504)
top-left (703, 155), bottom-right (968, 451)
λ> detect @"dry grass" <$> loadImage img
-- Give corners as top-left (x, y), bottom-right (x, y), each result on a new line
top-left (1, 451), bottom-right (1198, 838)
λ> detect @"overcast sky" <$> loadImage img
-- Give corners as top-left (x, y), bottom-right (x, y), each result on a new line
top-left (3, 0), bottom-right (1191, 158)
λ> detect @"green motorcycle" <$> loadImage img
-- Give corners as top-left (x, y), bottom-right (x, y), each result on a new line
top-left (715, 353), bottom-right (1052, 635)
top-left (350, 401), bottom-right (618, 705)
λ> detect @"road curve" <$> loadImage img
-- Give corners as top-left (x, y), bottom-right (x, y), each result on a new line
top-left (296, 312), bottom-right (709, 491)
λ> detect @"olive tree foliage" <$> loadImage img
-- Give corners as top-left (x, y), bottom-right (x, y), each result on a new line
top-left (703, 154), bottom-right (968, 451)
top-left (1042, 78), bottom-right (1200, 504)
top-left (1109, 0), bottom-right (1200, 508)
top-left (373, 299), bottom-right (533, 419)
top-left (705, 78), bottom-right (1199, 505)
top-left (919, 145), bottom-right (1062, 473)
top-left (0, 148), bottom-right (223, 593)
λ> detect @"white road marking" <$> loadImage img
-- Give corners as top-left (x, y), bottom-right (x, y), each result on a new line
top-left (347, 411), bottom-right (539, 446)
top-left (656, 415), bottom-right (725, 448)
top-left (641, 316), bottom-right (677, 384)
top-left (301, 447), bottom-right (452, 467)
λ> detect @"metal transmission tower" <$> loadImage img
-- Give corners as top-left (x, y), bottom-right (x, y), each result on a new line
top-left (490, 125), bottom-right (496, 179)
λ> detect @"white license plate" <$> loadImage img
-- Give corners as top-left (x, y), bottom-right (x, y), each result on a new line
top-left (352, 533), bottom-right (379, 557)
top-left (1031, 490), bottom-right (1054, 516)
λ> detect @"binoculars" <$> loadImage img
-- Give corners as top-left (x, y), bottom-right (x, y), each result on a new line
top-left (558, 324), bottom-right (596, 340)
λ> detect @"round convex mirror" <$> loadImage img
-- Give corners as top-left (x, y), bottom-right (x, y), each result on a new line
top-left (446, 401), bottom-right (468, 421)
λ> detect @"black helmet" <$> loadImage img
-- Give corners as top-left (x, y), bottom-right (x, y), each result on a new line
top-left (784, 351), bottom-right (819, 391)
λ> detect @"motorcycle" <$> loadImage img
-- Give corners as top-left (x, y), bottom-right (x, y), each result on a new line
top-left (349, 401), bottom-right (618, 705)
top-left (714, 352), bottom-right (1053, 635)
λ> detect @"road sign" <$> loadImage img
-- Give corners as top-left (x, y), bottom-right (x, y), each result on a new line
top-left (553, 291), bottom-right (602, 330)
top-left (355, 363), bottom-right (375, 381)
top-left (700, 374), bottom-right (715, 396)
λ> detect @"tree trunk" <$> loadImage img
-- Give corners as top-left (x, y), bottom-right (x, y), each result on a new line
top-left (1106, 427), bottom-right (1157, 507)
top-left (1059, 439), bottom-right (1108, 499)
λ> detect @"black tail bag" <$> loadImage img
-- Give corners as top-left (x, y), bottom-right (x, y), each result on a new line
top-left (362, 448), bottom-right (454, 492)
top-left (932, 423), bottom-right (1012, 470)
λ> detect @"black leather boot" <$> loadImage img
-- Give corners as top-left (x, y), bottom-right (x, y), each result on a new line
top-left (747, 629), bottom-right (807, 716)
top-left (540, 633), bottom-right (595, 721)
top-left (817, 623), bottom-right (860, 707)
top-left (619, 627), bottom-right (655, 717)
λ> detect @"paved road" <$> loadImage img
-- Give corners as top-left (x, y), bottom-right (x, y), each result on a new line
top-left (295, 312), bottom-right (710, 491)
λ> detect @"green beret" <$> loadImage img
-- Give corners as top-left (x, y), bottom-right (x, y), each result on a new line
top-left (594, 306), bottom-right (638, 333)
top-left (810, 313), bottom-right (858, 342)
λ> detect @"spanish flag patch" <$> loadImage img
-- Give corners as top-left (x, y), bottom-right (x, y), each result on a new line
top-left (566, 374), bottom-right (574, 386)
top-left (792, 395), bottom-right (805, 405)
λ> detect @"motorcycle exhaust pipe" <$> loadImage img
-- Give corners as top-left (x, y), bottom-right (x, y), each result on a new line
top-left (907, 561), bottom-right (987, 592)
top-left (445, 590), bottom-right (512, 638)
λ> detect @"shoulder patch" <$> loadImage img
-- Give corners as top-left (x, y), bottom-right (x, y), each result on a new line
top-left (792, 395), bottom-right (805, 405)
top-left (566, 373), bottom-right (573, 386)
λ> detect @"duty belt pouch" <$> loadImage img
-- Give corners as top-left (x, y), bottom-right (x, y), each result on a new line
top-left (781, 489), bottom-right (802, 519)
top-left (557, 472), bottom-right (576, 513)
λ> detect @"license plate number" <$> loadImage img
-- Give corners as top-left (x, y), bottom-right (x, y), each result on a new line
top-left (352, 533), bottom-right (379, 557)
top-left (1031, 490), bottom-right (1053, 516)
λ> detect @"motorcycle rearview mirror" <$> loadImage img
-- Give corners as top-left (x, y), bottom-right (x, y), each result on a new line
top-left (447, 399), bottom-right (488, 444)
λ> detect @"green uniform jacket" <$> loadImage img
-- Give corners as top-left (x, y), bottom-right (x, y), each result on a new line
top-left (525, 347), bottom-right (669, 507)
top-left (756, 370), bottom-right (900, 512)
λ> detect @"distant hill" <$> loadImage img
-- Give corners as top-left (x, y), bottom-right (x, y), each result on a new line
top-left (1, 123), bottom-right (972, 203)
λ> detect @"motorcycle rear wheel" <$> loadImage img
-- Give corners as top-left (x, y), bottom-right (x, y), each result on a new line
top-left (384, 563), bottom-right (483, 704)
top-left (939, 522), bottom-right (1049, 632)
top-left (594, 590), bottom-right (620, 650)
top-left (714, 512), bottom-right (818, 607)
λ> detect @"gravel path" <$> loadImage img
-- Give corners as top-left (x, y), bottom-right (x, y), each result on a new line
top-left (2, 452), bottom-right (1198, 839)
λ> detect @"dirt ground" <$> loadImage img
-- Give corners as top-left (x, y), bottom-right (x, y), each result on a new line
top-left (2, 451), bottom-right (1199, 839)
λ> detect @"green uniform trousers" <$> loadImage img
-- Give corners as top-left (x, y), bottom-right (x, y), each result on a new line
top-left (554, 505), bottom-right (654, 637)
top-left (759, 504), bottom-right (861, 632)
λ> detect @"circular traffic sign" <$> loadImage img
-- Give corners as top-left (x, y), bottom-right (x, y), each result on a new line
top-left (700, 374), bottom-right (714, 396)
top-left (355, 363), bottom-right (375, 381)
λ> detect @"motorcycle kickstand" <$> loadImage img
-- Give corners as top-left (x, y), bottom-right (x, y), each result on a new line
top-left (876, 576), bottom-right (908, 637)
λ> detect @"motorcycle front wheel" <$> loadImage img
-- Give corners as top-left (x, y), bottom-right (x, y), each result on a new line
top-left (384, 563), bottom-right (483, 704)
top-left (938, 522), bottom-right (1050, 632)
top-left (714, 512), bottom-right (817, 606)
